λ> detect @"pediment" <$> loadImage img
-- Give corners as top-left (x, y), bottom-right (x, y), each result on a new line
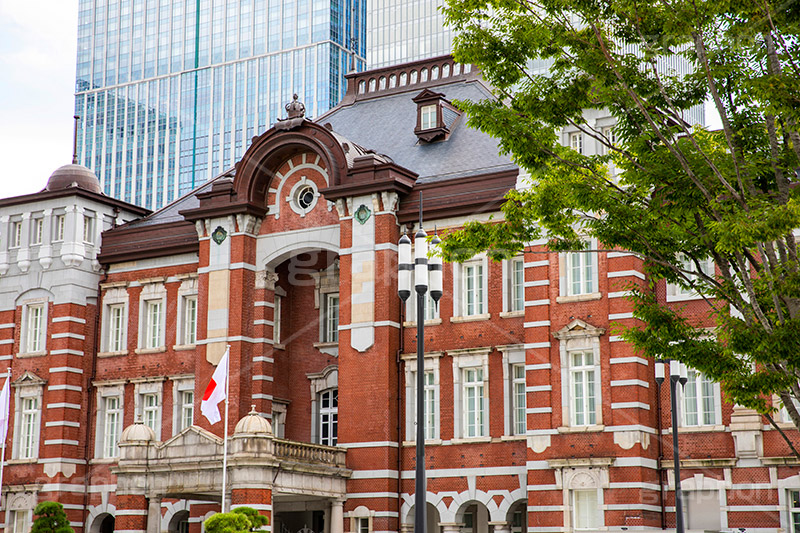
top-left (552, 319), bottom-right (605, 340)
top-left (12, 371), bottom-right (46, 387)
top-left (158, 425), bottom-right (223, 451)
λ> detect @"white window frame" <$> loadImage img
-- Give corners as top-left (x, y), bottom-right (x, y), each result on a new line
top-left (318, 388), bottom-right (338, 446)
top-left (403, 351), bottom-right (441, 443)
top-left (273, 294), bottom-right (282, 345)
top-left (405, 290), bottom-right (440, 324)
top-left (11, 376), bottom-right (44, 461)
top-left (560, 240), bottom-right (598, 298)
top-left (101, 287), bottom-right (129, 355)
top-left (313, 262), bottom-right (339, 352)
top-left (667, 254), bottom-right (715, 302)
top-left (452, 256), bottom-right (489, 320)
top-left (680, 369), bottom-right (722, 427)
top-left (569, 350), bottom-right (598, 427)
top-left (134, 380), bottom-right (163, 440)
top-left (171, 377), bottom-right (195, 435)
top-left (83, 210), bottom-right (95, 244)
top-left (176, 277), bottom-right (198, 348)
top-left (10, 220), bottom-right (22, 248)
top-left (138, 282), bottom-right (166, 351)
top-left (31, 217), bottom-right (43, 246)
top-left (272, 400), bottom-right (288, 438)
top-left (323, 292), bottom-right (339, 343)
top-left (570, 132), bottom-right (583, 154)
top-left (420, 103), bottom-right (437, 130)
top-left (503, 256), bottom-right (525, 314)
top-left (450, 347), bottom-right (491, 440)
top-left (555, 319), bottom-right (605, 429)
top-left (20, 299), bottom-right (47, 356)
top-left (95, 384), bottom-right (124, 459)
top-left (500, 345), bottom-right (526, 437)
top-left (788, 489), bottom-right (800, 533)
top-left (551, 464), bottom-right (609, 532)
top-left (308, 366), bottom-right (337, 444)
top-left (54, 213), bottom-right (66, 242)
top-left (571, 489), bottom-right (601, 530)
top-left (9, 510), bottom-right (30, 533)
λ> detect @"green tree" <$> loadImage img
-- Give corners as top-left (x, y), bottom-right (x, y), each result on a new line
top-left (204, 507), bottom-right (269, 533)
top-left (31, 502), bottom-right (74, 533)
top-left (440, 0), bottom-right (800, 441)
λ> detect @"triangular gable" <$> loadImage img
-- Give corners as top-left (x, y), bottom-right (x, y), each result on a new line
top-left (12, 371), bottom-right (46, 387)
top-left (552, 318), bottom-right (605, 340)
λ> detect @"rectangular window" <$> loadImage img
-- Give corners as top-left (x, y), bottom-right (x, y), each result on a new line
top-left (83, 214), bottom-right (95, 243)
top-left (108, 304), bottom-right (125, 352)
top-left (19, 397), bottom-right (39, 459)
top-left (790, 490), bottom-right (800, 533)
top-left (570, 351), bottom-right (597, 426)
top-left (464, 263), bottom-right (484, 316)
top-left (32, 218), bottom-right (43, 245)
top-left (676, 254), bottom-right (714, 295)
top-left (357, 517), bottom-right (369, 533)
top-left (103, 396), bottom-right (121, 458)
top-left (599, 126), bottom-right (616, 155)
top-left (570, 132), bottom-right (583, 154)
top-left (566, 245), bottom-right (596, 296)
top-left (11, 510), bottom-right (28, 533)
top-left (183, 296), bottom-right (197, 345)
top-left (420, 104), bottom-right (437, 129)
top-left (55, 215), bottom-right (65, 241)
top-left (25, 304), bottom-right (45, 353)
top-left (572, 490), bottom-right (600, 529)
top-left (683, 370), bottom-right (717, 426)
top-left (685, 490), bottom-right (721, 531)
top-left (319, 388), bottom-right (338, 446)
top-left (323, 293), bottom-right (339, 343)
top-left (145, 300), bottom-right (163, 349)
top-left (463, 367), bottom-right (485, 437)
top-left (509, 258), bottom-right (524, 312)
top-left (423, 371), bottom-right (436, 440)
top-left (142, 393), bottom-right (159, 431)
top-left (11, 221), bottom-right (21, 248)
top-left (179, 390), bottom-right (194, 432)
top-left (512, 364), bottom-right (526, 435)
top-left (274, 295), bottom-right (282, 345)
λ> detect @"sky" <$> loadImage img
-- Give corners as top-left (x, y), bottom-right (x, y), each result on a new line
top-left (0, 0), bottom-right (79, 199)
top-left (0, 1), bottom-right (723, 202)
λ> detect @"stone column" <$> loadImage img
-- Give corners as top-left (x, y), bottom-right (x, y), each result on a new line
top-left (440, 523), bottom-right (464, 533)
top-left (330, 500), bottom-right (345, 533)
top-left (146, 496), bottom-right (162, 533)
top-left (489, 522), bottom-right (510, 533)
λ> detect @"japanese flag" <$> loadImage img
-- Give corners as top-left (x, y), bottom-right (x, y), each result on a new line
top-left (0, 374), bottom-right (10, 442)
top-left (201, 348), bottom-right (229, 425)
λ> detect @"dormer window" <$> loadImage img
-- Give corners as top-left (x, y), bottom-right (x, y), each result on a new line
top-left (413, 89), bottom-right (461, 143)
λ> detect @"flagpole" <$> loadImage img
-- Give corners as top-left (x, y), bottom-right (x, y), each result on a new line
top-left (0, 368), bottom-right (11, 510)
top-left (221, 346), bottom-right (231, 513)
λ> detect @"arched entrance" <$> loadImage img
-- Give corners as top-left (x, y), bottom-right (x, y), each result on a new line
top-left (169, 510), bottom-right (190, 533)
top-left (456, 501), bottom-right (490, 533)
top-left (90, 513), bottom-right (114, 533)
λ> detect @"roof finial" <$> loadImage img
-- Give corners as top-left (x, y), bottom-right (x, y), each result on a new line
top-left (72, 115), bottom-right (80, 165)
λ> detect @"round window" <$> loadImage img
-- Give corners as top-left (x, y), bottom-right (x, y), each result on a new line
top-left (297, 186), bottom-right (315, 210)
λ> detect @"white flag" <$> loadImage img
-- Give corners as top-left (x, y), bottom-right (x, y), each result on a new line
top-left (0, 375), bottom-right (10, 442)
top-left (201, 348), bottom-right (229, 425)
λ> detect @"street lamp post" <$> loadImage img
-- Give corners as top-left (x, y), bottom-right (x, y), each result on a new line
top-left (655, 359), bottom-right (688, 533)
top-left (398, 204), bottom-right (442, 533)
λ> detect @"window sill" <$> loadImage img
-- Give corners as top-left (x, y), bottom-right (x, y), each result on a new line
top-left (90, 457), bottom-right (118, 464)
top-left (173, 344), bottom-right (196, 351)
top-left (499, 311), bottom-right (524, 318)
top-left (450, 313), bottom-right (491, 324)
top-left (666, 292), bottom-right (706, 303)
top-left (662, 424), bottom-right (725, 434)
top-left (313, 342), bottom-right (339, 357)
top-left (500, 434), bottom-right (528, 441)
top-left (403, 318), bottom-right (442, 328)
top-left (7, 458), bottom-right (37, 465)
top-left (402, 439), bottom-right (443, 447)
top-left (556, 292), bottom-right (602, 304)
top-left (98, 350), bottom-right (128, 358)
top-left (16, 351), bottom-right (47, 358)
top-left (450, 436), bottom-right (492, 444)
top-left (557, 425), bottom-right (605, 434)
top-left (135, 347), bottom-right (166, 355)
top-left (273, 343), bottom-right (286, 351)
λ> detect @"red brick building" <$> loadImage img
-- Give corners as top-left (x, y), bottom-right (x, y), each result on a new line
top-left (1, 56), bottom-right (799, 533)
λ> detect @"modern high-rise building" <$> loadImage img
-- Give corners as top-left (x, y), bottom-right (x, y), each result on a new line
top-left (74, 0), bottom-right (366, 210)
top-left (367, 0), bottom-right (452, 68)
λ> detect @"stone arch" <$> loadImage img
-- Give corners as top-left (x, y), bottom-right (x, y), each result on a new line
top-left (453, 499), bottom-right (490, 533)
top-left (162, 500), bottom-right (191, 531)
top-left (87, 503), bottom-right (116, 533)
top-left (88, 511), bottom-right (115, 533)
top-left (233, 123), bottom-right (348, 210)
top-left (259, 239), bottom-right (340, 272)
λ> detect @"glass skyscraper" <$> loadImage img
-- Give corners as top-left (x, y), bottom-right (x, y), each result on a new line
top-left (75, 0), bottom-right (365, 210)
top-left (367, 0), bottom-right (452, 68)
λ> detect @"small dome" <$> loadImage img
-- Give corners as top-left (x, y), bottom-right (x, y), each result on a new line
top-left (234, 405), bottom-right (272, 435)
top-left (120, 420), bottom-right (156, 442)
top-left (46, 164), bottom-right (102, 194)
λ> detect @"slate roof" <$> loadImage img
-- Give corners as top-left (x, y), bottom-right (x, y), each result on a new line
top-left (319, 78), bottom-right (516, 184)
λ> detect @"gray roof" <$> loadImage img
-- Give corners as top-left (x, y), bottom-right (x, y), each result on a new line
top-left (320, 79), bottom-right (516, 183)
top-left (119, 173), bottom-right (221, 229)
